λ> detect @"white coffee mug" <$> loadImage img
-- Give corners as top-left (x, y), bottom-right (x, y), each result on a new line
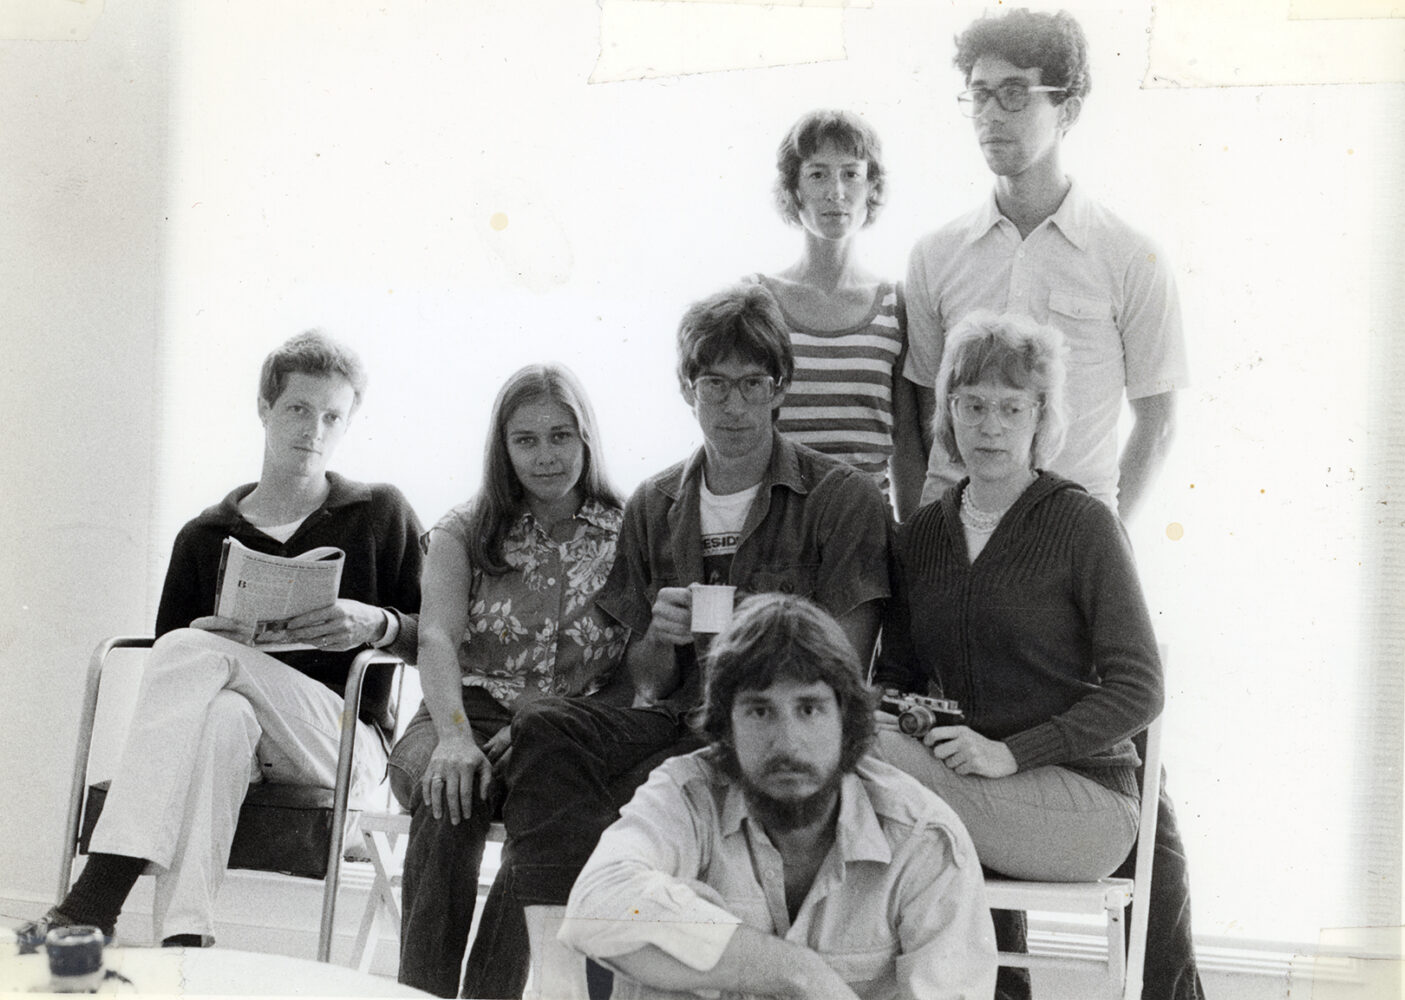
top-left (689, 583), bottom-right (737, 634)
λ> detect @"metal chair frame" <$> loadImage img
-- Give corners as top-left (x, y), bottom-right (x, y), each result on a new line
top-left (57, 634), bottom-right (404, 962)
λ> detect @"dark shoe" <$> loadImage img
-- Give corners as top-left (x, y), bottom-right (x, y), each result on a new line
top-left (161, 933), bottom-right (215, 948)
top-left (15, 908), bottom-right (113, 955)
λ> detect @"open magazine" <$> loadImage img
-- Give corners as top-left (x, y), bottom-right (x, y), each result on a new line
top-left (213, 537), bottom-right (345, 651)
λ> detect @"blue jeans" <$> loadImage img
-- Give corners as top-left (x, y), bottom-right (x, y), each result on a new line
top-left (386, 690), bottom-right (511, 999)
top-left (460, 697), bottom-right (702, 998)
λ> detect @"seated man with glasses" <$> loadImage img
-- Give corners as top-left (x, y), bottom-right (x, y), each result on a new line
top-left (898, 13), bottom-right (1200, 999)
top-left (471, 282), bottom-right (890, 995)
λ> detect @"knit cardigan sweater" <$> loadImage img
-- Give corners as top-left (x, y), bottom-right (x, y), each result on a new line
top-left (875, 472), bottom-right (1163, 798)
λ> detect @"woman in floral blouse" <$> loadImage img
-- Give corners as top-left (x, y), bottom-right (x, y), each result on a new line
top-left (388, 363), bottom-right (627, 998)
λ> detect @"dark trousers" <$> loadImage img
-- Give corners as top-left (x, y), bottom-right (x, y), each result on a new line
top-left (994, 758), bottom-right (1206, 1000)
top-left (459, 840), bottom-right (530, 1000)
top-left (460, 697), bottom-right (702, 998)
top-left (386, 691), bottom-right (512, 999)
top-left (1113, 766), bottom-right (1206, 1000)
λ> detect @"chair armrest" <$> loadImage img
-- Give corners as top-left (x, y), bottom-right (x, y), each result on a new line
top-left (319, 648), bottom-right (405, 961)
top-left (333, 649), bottom-right (405, 796)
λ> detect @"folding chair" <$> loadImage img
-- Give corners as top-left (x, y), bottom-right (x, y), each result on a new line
top-left (57, 635), bottom-right (405, 962)
top-left (348, 813), bottom-right (509, 972)
top-left (983, 713), bottom-right (1164, 1000)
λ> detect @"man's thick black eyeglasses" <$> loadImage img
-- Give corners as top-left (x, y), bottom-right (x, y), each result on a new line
top-left (957, 83), bottom-right (1067, 117)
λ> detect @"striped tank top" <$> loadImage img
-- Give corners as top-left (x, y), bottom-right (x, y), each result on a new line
top-left (755, 275), bottom-right (905, 490)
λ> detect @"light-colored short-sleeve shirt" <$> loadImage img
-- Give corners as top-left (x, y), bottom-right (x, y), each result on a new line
top-left (560, 749), bottom-right (997, 1000)
top-left (432, 497), bottom-right (627, 707)
top-left (904, 181), bottom-right (1188, 509)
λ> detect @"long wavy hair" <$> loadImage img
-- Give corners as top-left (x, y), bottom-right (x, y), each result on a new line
top-left (463, 363), bottom-right (622, 575)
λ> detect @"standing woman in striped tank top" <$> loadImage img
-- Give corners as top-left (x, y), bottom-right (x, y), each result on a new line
top-left (751, 109), bottom-right (926, 519)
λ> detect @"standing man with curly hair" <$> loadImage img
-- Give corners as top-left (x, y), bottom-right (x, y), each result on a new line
top-left (905, 7), bottom-right (1187, 522)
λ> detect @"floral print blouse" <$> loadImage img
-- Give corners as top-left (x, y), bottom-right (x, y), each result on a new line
top-left (432, 496), bottom-right (627, 708)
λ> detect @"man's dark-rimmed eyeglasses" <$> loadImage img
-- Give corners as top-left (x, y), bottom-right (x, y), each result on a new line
top-left (957, 83), bottom-right (1067, 117)
top-left (690, 374), bottom-right (782, 404)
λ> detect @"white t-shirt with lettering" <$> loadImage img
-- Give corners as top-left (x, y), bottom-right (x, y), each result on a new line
top-left (699, 481), bottom-right (760, 585)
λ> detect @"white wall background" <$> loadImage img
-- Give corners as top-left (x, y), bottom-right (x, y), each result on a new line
top-left (0, 0), bottom-right (172, 923)
top-left (2, 0), bottom-right (1401, 959)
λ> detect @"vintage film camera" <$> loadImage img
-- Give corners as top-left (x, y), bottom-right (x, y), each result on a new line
top-left (878, 690), bottom-right (965, 738)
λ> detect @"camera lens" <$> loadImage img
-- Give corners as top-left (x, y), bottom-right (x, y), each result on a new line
top-left (898, 706), bottom-right (936, 736)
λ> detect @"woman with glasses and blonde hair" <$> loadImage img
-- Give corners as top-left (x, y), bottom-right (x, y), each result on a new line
top-left (748, 109), bottom-right (925, 518)
top-left (874, 310), bottom-right (1163, 881)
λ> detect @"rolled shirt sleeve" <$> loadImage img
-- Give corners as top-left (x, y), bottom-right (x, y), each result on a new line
top-left (1120, 235), bottom-right (1189, 401)
top-left (901, 234), bottom-right (945, 389)
top-left (560, 763), bottom-right (742, 971)
top-left (889, 819), bottom-right (999, 999)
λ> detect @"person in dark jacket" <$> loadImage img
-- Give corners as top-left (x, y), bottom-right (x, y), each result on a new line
top-left (878, 310), bottom-right (1163, 880)
top-left (21, 331), bottom-right (421, 949)
top-left (877, 311), bottom-right (1170, 998)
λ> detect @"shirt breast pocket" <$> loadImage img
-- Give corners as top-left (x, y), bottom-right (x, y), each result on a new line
top-left (1047, 289), bottom-right (1119, 366)
top-left (743, 563), bottom-right (819, 600)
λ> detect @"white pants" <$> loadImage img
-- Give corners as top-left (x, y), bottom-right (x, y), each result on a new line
top-left (88, 628), bottom-right (386, 940)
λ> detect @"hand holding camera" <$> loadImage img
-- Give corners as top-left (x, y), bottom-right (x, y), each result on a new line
top-left (877, 689), bottom-right (1016, 778)
top-left (877, 690), bottom-right (965, 737)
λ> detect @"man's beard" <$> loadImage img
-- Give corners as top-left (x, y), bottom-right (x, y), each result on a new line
top-left (739, 758), bottom-right (844, 833)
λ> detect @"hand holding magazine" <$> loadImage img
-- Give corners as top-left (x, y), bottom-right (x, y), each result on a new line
top-left (214, 537), bottom-right (345, 651)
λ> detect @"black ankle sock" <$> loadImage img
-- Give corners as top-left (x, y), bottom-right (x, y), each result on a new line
top-left (161, 934), bottom-right (206, 948)
top-left (60, 853), bottom-right (147, 932)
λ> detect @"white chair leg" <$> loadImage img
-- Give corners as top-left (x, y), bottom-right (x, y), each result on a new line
top-left (1106, 904), bottom-right (1127, 998)
top-left (524, 904), bottom-right (590, 1000)
top-left (348, 816), bottom-right (410, 971)
top-left (351, 885), bottom-right (382, 973)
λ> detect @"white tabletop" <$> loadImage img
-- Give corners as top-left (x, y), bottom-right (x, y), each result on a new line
top-left (0, 945), bottom-right (431, 996)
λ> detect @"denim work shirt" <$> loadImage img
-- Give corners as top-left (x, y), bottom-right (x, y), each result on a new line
top-left (560, 749), bottom-right (998, 1000)
top-left (432, 497), bottom-right (628, 707)
top-left (594, 432), bottom-right (891, 718)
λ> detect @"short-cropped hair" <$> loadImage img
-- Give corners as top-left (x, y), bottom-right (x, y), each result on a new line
top-left (955, 8), bottom-right (1091, 103)
top-left (702, 594), bottom-right (876, 775)
top-left (258, 330), bottom-right (368, 411)
top-left (933, 311), bottom-right (1069, 469)
top-left (773, 109), bottom-right (887, 228)
top-left (676, 283), bottom-right (795, 389)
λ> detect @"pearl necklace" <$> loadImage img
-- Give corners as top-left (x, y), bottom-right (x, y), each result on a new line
top-left (959, 488), bottom-right (1006, 533)
top-left (960, 470), bottom-right (1038, 533)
